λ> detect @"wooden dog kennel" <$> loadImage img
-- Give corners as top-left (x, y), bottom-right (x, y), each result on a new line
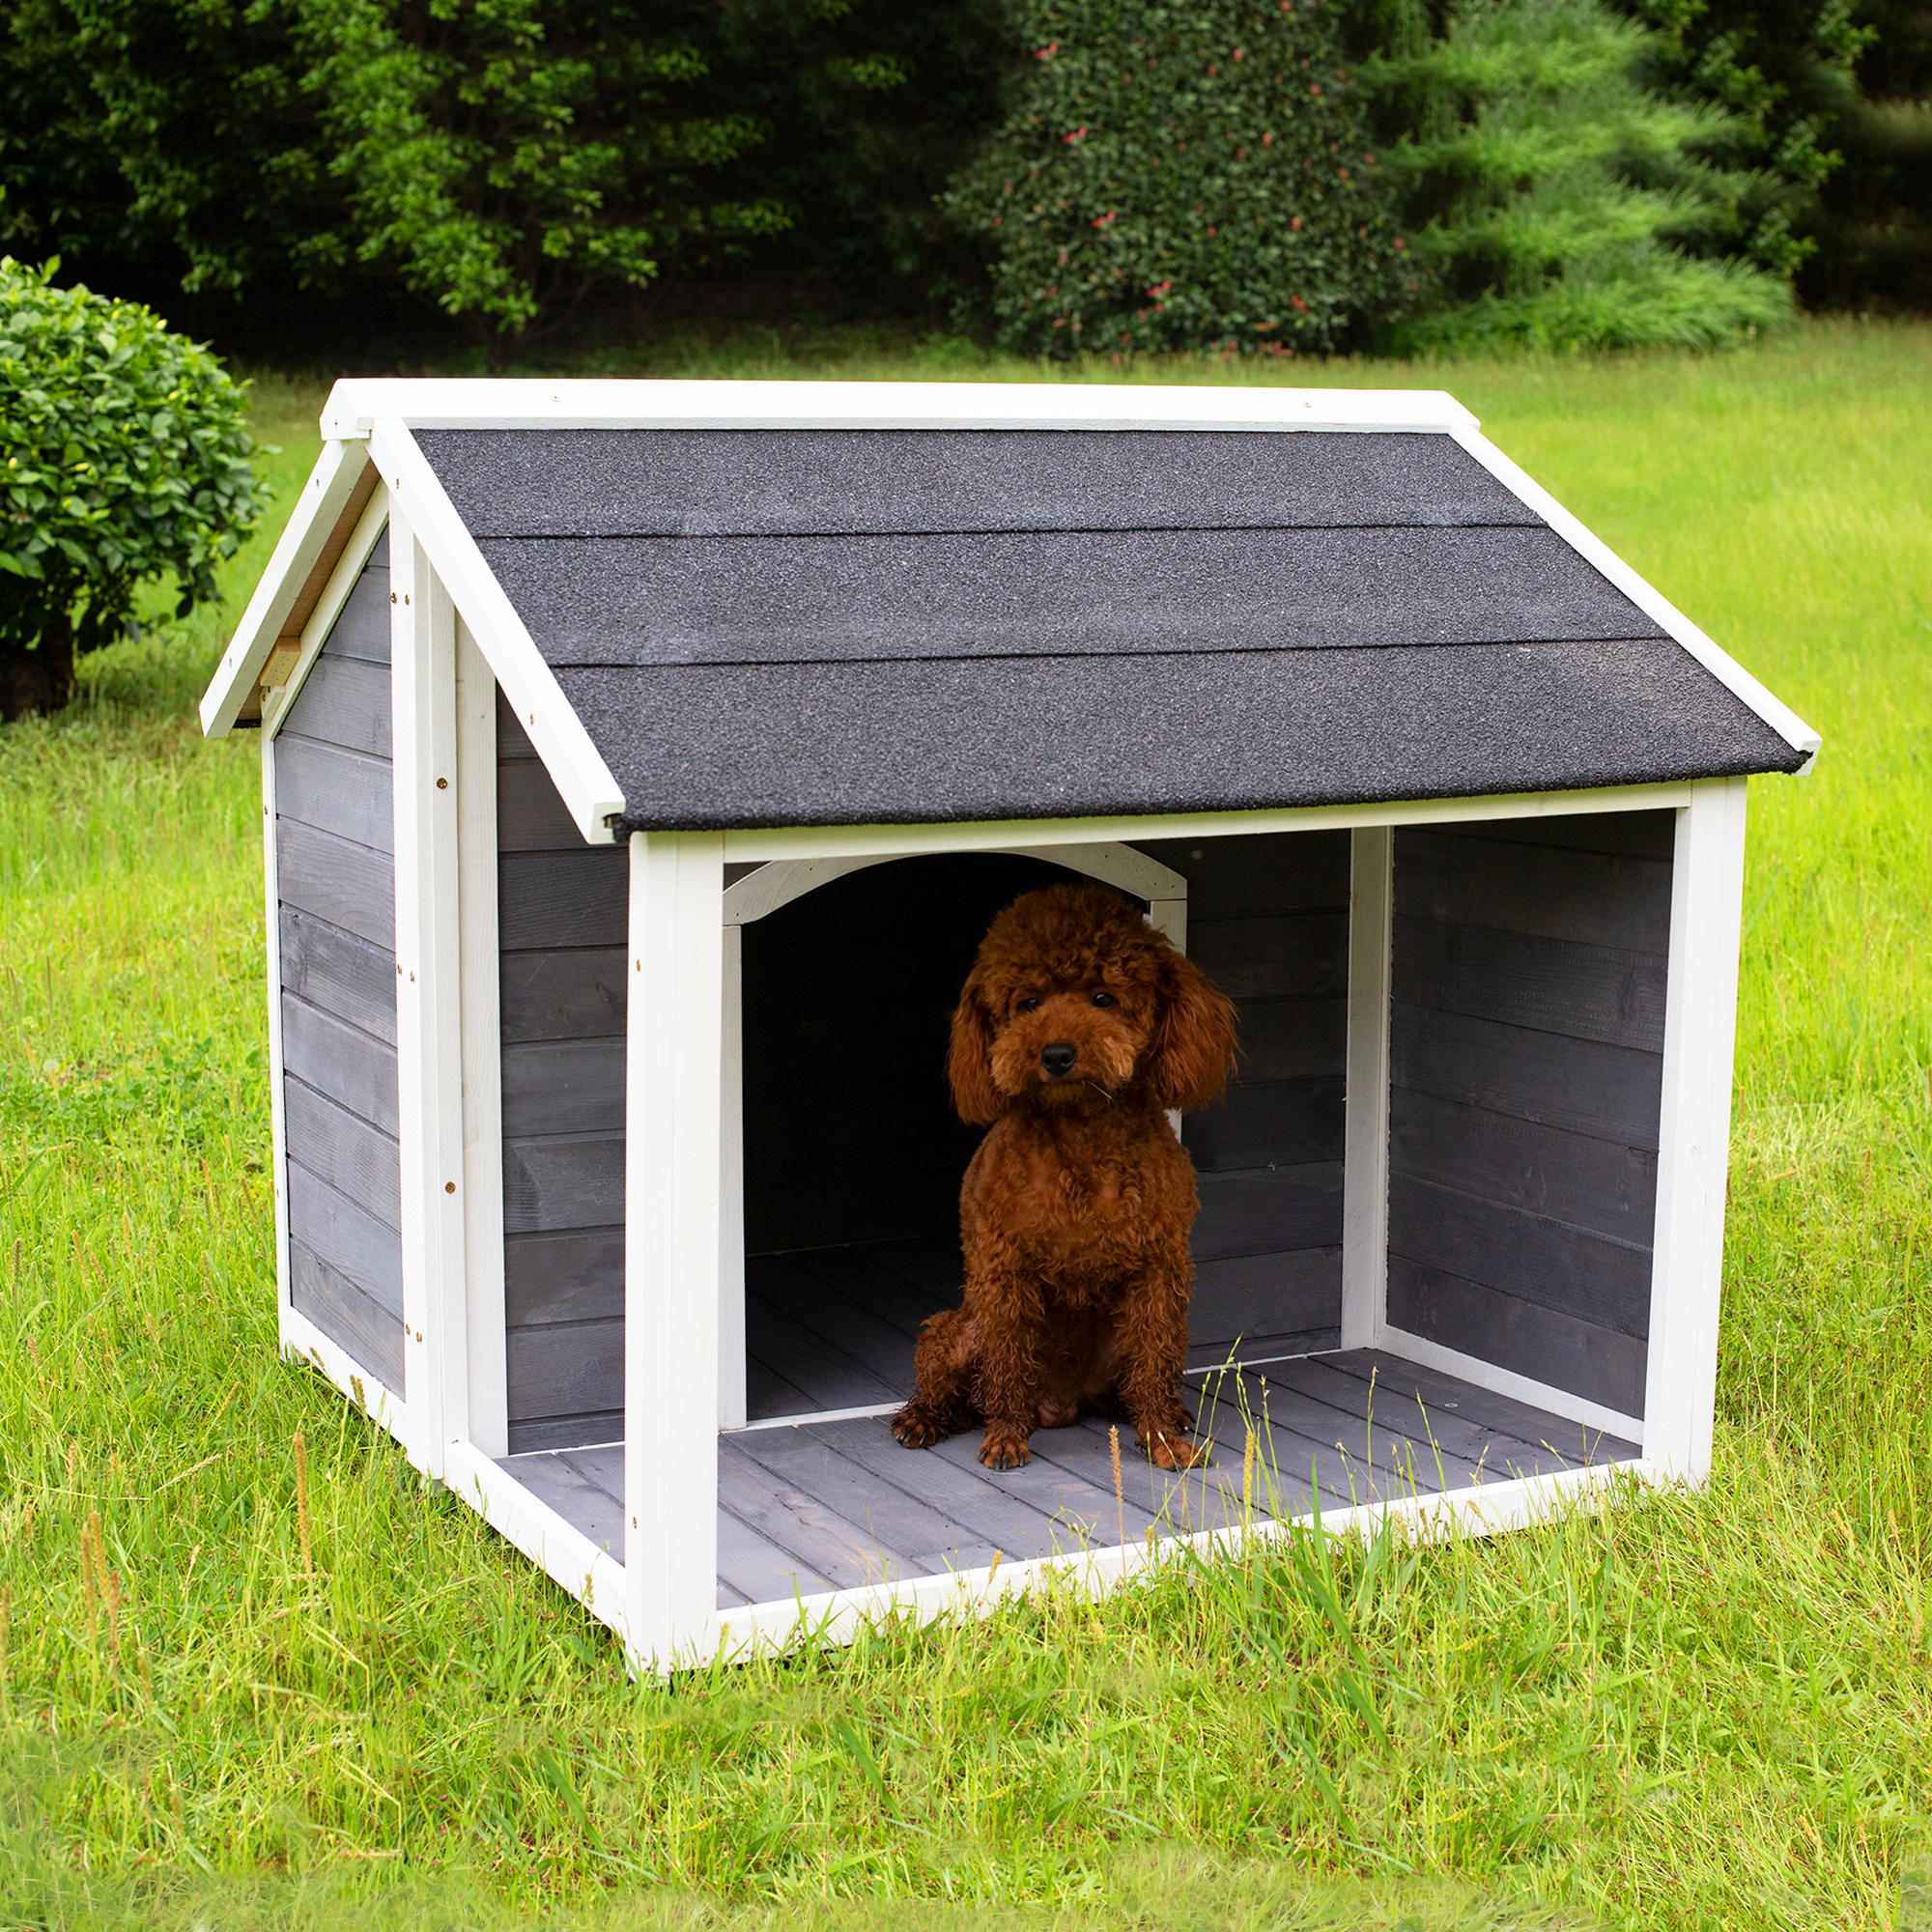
top-left (200, 378), bottom-right (1818, 1669)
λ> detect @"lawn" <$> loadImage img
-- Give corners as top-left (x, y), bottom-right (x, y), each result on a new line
top-left (1, 322), bottom-right (1928, 1932)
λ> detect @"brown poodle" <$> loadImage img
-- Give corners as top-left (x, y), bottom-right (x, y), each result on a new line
top-left (892, 884), bottom-right (1239, 1472)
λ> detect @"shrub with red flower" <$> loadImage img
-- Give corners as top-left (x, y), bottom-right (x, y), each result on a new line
top-left (945, 0), bottom-right (1414, 356)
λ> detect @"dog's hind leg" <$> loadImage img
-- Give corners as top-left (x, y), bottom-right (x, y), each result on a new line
top-left (892, 1308), bottom-right (980, 1449)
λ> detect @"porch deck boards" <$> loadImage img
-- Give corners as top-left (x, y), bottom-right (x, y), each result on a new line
top-left (498, 1345), bottom-right (1640, 1612)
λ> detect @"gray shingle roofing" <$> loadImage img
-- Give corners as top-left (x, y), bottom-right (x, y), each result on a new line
top-left (415, 427), bottom-right (1805, 832)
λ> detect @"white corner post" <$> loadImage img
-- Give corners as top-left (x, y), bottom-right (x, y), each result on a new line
top-left (1644, 776), bottom-right (1750, 1484)
top-left (263, 732), bottom-right (296, 1352)
top-left (456, 619), bottom-right (508, 1459)
top-left (1340, 825), bottom-right (1394, 1351)
top-left (625, 831), bottom-right (726, 1669)
top-left (390, 509), bottom-right (469, 1476)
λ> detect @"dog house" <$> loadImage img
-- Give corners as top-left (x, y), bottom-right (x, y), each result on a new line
top-left (201, 378), bottom-right (1818, 1670)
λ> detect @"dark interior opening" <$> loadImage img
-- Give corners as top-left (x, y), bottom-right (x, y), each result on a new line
top-left (737, 853), bottom-right (1104, 1422)
top-left (741, 853), bottom-right (1093, 1257)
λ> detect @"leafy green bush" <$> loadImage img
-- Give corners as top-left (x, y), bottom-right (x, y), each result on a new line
top-left (1363, 0), bottom-right (1797, 353)
top-left (0, 257), bottom-right (265, 719)
top-left (945, 0), bottom-right (1417, 358)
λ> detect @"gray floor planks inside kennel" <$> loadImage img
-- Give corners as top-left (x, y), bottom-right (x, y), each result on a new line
top-left (497, 1341), bottom-right (1641, 1612)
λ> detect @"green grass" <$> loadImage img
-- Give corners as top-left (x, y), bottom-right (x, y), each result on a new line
top-left (2, 321), bottom-right (1928, 1932)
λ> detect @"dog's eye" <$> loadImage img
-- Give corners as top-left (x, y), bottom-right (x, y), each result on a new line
top-left (1017, 997), bottom-right (1040, 1013)
top-left (1092, 990), bottom-right (1116, 1009)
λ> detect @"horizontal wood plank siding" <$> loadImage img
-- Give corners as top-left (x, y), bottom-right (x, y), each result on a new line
top-left (498, 694), bottom-right (628, 1453)
top-left (1386, 813), bottom-right (1671, 1416)
top-left (1133, 832), bottom-right (1351, 1356)
top-left (275, 540), bottom-right (404, 1388)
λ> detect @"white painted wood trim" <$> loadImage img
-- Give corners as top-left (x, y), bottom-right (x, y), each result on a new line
top-left (1642, 777), bottom-right (1749, 1482)
top-left (323, 379), bottom-right (1478, 439)
top-left (260, 491), bottom-right (389, 739)
top-left (721, 840), bottom-right (1187, 926)
top-left (444, 1441), bottom-right (631, 1651)
top-left (735, 1401), bottom-right (902, 1433)
top-left (1448, 427), bottom-right (1820, 771)
top-left (1341, 827), bottom-right (1393, 1351)
top-left (456, 619), bottom-right (509, 1460)
top-left (367, 419), bottom-right (625, 842)
top-left (202, 440), bottom-right (371, 736)
top-left (1375, 1324), bottom-right (1646, 1444)
top-left (282, 1301), bottom-right (407, 1444)
top-left (389, 516), bottom-right (469, 1476)
top-left (703, 1456), bottom-right (1648, 1666)
top-left (624, 831), bottom-right (726, 1670)
top-left (718, 923), bottom-right (748, 1433)
top-left (263, 733), bottom-right (296, 1356)
top-left (719, 781), bottom-right (1697, 867)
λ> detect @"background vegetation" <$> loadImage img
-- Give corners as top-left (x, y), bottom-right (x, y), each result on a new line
top-left (942, 0), bottom-right (1413, 358)
top-left (0, 257), bottom-right (265, 717)
top-left (0, 0), bottom-right (1924, 359)
top-left (0, 322), bottom-right (1927, 1929)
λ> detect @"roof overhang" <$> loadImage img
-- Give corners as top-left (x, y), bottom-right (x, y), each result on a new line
top-left (315, 378), bottom-right (1484, 439)
top-left (202, 379), bottom-right (1820, 838)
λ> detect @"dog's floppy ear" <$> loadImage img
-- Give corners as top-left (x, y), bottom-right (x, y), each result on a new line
top-left (1151, 950), bottom-right (1240, 1114)
top-left (947, 968), bottom-right (1005, 1126)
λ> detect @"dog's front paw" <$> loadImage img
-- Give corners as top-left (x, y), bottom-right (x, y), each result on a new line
top-left (1143, 1429), bottom-right (1209, 1471)
top-left (978, 1426), bottom-right (1033, 1470)
top-left (892, 1404), bottom-right (945, 1449)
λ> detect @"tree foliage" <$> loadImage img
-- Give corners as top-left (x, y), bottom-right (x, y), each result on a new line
top-left (0, 257), bottom-right (264, 717)
top-left (946, 0), bottom-right (1415, 358)
top-left (0, 0), bottom-right (1010, 347)
top-left (1611, 0), bottom-right (1872, 275)
top-left (1361, 0), bottom-right (1796, 351)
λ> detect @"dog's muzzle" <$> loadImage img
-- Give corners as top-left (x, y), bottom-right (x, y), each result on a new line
top-left (1039, 1042), bottom-right (1077, 1077)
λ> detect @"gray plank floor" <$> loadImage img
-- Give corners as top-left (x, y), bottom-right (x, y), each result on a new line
top-left (743, 1239), bottom-right (956, 1422)
top-left (498, 1344), bottom-right (1642, 1612)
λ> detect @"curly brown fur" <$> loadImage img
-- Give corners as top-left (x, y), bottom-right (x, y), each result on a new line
top-left (893, 884), bottom-right (1239, 1472)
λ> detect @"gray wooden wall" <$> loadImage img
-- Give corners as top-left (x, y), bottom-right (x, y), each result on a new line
top-left (274, 531), bottom-right (406, 1391)
top-left (1386, 812), bottom-right (1673, 1418)
top-left (1132, 833), bottom-right (1350, 1366)
top-left (497, 696), bottom-right (629, 1452)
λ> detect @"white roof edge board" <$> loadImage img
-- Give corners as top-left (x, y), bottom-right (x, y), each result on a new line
top-left (200, 439), bottom-right (370, 737)
top-left (321, 376), bottom-right (1478, 437)
top-left (368, 419), bottom-right (626, 842)
top-left (1450, 426), bottom-right (1821, 774)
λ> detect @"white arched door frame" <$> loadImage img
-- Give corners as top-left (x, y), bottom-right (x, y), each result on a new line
top-left (717, 840), bottom-right (1189, 1429)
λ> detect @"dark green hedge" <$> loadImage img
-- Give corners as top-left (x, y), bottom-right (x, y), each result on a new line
top-left (944, 0), bottom-right (1416, 357)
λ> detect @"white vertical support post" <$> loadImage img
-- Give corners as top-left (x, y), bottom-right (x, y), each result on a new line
top-left (456, 619), bottom-right (508, 1459)
top-left (263, 734), bottom-right (296, 1352)
top-left (1644, 776), bottom-right (1749, 1484)
top-left (625, 831), bottom-right (725, 1669)
top-left (390, 510), bottom-right (469, 1475)
top-left (718, 922), bottom-right (748, 1431)
top-left (1340, 825), bottom-right (1394, 1352)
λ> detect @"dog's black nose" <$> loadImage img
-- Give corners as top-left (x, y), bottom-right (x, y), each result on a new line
top-left (1040, 1042), bottom-right (1076, 1076)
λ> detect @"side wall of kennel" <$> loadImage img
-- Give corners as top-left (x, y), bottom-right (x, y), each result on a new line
top-left (268, 529), bottom-right (406, 1394)
top-left (1384, 812), bottom-right (1674, 1423)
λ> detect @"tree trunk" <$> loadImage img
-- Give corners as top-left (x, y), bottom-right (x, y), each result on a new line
top-left (1, 619), bottom-right (76, 722)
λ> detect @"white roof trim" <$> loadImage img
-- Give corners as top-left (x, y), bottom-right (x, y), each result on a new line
top-left (260, 487), bottom-right (390, 739)
top-left (200, 440), bottom-right (372, 736)
top-left (368, 419), bottom-right (626, 842)
top-left (321, 377), bottom-right (1478, 437)
top-left (1449, 425), bottom-right (1821, 774)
